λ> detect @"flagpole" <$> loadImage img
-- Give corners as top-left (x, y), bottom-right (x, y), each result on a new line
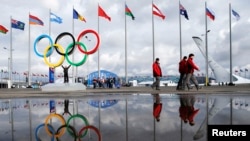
top-left (9, 16), bottom-right (13, 88)
top-left (125, 1), bottom-right (128, 84)
top-left (49, 9), bottom-right (51, 36)
top-left (205, 2), bottom-right (209, 86)
top-left (49, 8), bottom-right (53, 84)
top-left (28, 12), bottom-right (32, 87)
top-left (98, 3), bottom-right (100, 78)
top-left (179, 0), bottom-right (182, 60)
top-left (229, 3), bottom-right (233, 85)
top-left (72, 6), bottom-right (75, 83)
top-left (152, 0), bottom-right (155, 62)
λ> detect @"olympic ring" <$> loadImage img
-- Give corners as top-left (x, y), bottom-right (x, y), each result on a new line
top-left (44, 113), bottom-right (66, 138)
top-left (36, 112), bottom-right (101, 140)
top-left (34, 29), bottom-right (100, 68)
top-left (79, 125), bottom-right (102, 141)
top-left (34, 34), bottom-right (54, 58)
top-left (43, 44), bottom-right (65, 68)
top-left (77, 29), bottom-right (100, 55)
top-left (54, 32), bottom-right (75, 56)
top-left (35, 123), bottom-right (55, 141)
top-left (56, 124), bottom-right (77, 141)
top-left (66, 114), bottom-right (89, 138)
top-left (65, 42), bottom-right (88, 66)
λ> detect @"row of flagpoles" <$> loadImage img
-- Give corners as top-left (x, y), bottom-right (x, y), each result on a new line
top-left (0, 1), bottom-right (242, 86)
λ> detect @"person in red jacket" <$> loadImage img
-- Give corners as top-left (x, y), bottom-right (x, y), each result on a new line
top-left (177, 56), bottom-right (187, 90)
top-left (151, 58), bottom-right (162, 90)
top-left (153, 93), bottom-right (162, 122)
top-left (179, 95), bottom-right (199, 126)
top-left (184, 53), bottom-right (201, 90)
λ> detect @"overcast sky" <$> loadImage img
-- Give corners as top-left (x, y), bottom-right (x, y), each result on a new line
top-left (0, 0), bottom-right (249, 78)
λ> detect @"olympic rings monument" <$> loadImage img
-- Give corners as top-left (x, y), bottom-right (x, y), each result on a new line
top-left (33, 29), bottom-right (100, 91)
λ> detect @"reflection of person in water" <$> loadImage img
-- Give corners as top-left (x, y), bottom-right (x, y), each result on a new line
top-left (62, 65), bottom-right (71, 83)
top-left (62, 99), bottom-right (72, 116)
top-left (179, 95), bottom-right (199, 126)
top-left (153, 93), bottom-right (162, 122)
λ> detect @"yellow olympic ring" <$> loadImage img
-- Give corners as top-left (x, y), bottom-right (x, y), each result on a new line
top-left (43, 44), bottom-right (65, 68)
top-left (44, 113), bottom-right (66, 138)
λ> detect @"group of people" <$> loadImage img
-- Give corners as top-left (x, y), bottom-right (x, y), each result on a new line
top-left (92, 77), bottom-right (117, 89)
top-left (177, 53), bottom-right (201, 91)
top-left (152, 93), bottom-right (199, 125)
top-left (151, 53), bottom-right (201, 91)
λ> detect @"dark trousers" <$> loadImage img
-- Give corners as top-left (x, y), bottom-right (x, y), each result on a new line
top-left (152, 76), bottom-right (161, 89)
top-left (64, 74), bottom-right (69, 83)
top-left (177, 73), bottom-right (186, 90)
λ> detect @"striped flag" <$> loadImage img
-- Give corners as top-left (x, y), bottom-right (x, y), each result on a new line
top-left (153, 4), bottom-right (165, 20)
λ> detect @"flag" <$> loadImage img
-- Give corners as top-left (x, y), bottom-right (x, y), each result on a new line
top-left (153, 4), bottom-right (165, 20)
top-left (125, 4), bottom-right (135, 20)
top-left (232, 9), bottom-right (240, 21)
top-left (50, 12), bottom-right (62, 24)
top-left (98, 5), bottom-right (111, 21)
top-left (180, 3), bottom-right (189, 20)
top-left (73, 9), bottom-right (86, 22)
top-left (206, 8), bottom-right (215, 21)
top-left (11, 19), bottom-right (25, 30)
top-left (29, 14), bottom-right (44, 26)
top-left (0, 25), bottom-right (8, 34)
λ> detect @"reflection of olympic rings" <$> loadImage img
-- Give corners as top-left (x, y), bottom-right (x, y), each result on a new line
top-left (56, 124), bottom-right (77, 141)
top-left (66, 114), bottom-right (89, 138)
top-left (35, 123), bottom-right (55, 141)
top-left (44, 113), bottom-right (66, 138)
top-left (33, 29), bottom-right (100, 68)
top-left (79, 125), bottom-right (102, 141)
top-left (36, 113), bottom-right (101, 141)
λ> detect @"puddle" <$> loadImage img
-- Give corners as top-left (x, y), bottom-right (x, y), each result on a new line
top-left (0, 93), bottom-right (249, 141)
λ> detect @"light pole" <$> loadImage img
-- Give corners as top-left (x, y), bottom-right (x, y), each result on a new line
top-left (3, 47), bottom-right (14, 88)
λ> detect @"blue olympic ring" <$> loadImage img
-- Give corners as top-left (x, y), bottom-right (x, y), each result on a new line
top-left (35, 123), bottom-right (55, 141)
top-left (34, 34), bottom-right (54, 58)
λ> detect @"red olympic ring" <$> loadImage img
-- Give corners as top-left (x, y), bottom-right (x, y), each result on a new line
top-left (77, 29), bottom-right (100, 55)
top-left (78, 125), bottom-right (102, 141)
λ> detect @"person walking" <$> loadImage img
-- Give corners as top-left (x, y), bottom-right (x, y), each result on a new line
top-left (177, 56), bottom-right (187, 90)
top-left (153, 93), bottom-right (162, 122)
top-left (151, 58), bottom-right (162, 90)
top-left (62, 65), bottom-right (71, 83)
top-left (184, 53), bottom-right (201, 90)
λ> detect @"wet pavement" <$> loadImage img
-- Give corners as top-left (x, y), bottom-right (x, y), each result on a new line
top-left (1, 84), bottom-right (250, 98)
top-left (0, 84), bottom-right (250, 141)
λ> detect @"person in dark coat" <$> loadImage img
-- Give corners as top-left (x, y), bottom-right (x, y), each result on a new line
top-left (62, 65), bottom-right (71, 83)
top-left (177, 56), bottom-right (187, 90)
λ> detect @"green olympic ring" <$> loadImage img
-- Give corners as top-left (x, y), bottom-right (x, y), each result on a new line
top-left (65, 42), bottom-right (88, 67)
top-left (66, 114), bottom-right (89, 138)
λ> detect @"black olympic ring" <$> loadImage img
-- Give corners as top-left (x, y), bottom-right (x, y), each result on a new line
top-left (54, 32), bottom-right (75, 56)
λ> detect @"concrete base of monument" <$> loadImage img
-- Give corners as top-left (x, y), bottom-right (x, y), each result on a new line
top-left (41, 83), bottom-right (86, 92)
